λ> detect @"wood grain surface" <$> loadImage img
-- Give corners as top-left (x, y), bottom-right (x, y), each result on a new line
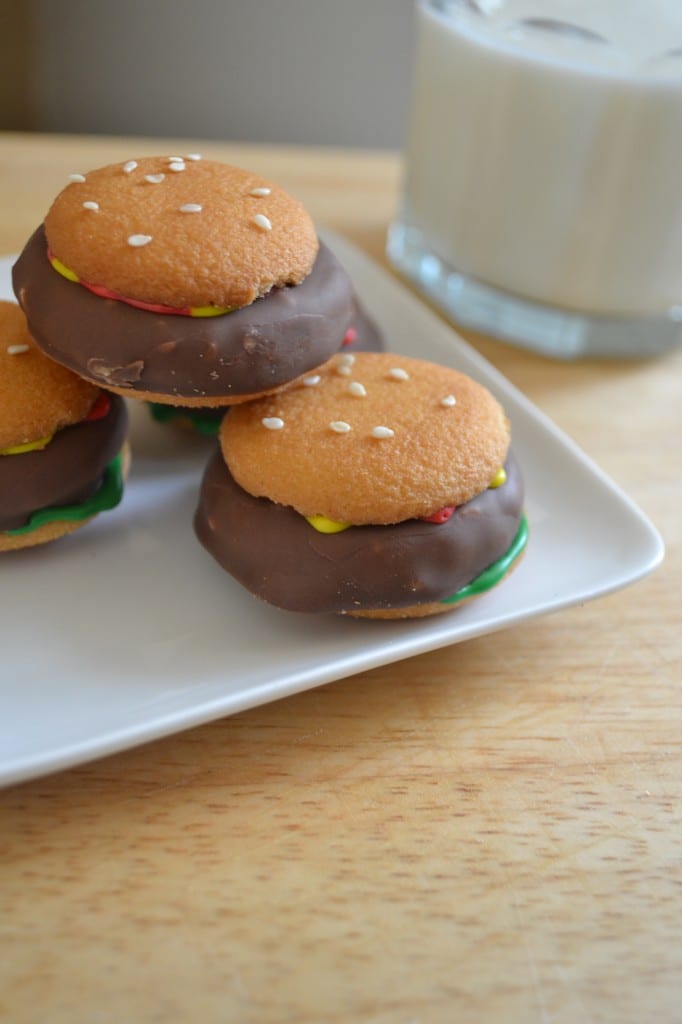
top-left (0, 133), bottom-right (680, 1024)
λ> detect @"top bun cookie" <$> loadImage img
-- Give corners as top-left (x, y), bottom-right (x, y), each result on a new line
top-left (222, 352), bottom-right (510, 525)
top-left (44, 156), bottom-right (319, 311)
top-left (0, 300), bottom-right (98, 450)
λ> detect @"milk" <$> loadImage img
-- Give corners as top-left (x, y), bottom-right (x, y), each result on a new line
top-left (400, 0), bottom-right (682, 319)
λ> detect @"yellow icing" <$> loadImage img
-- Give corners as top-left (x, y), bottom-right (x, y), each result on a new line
top-left (1, 434), bottom-right (53, 456)
top-left (306, 468), bottom-right (506, 532)
top-left (189, 304), bottom-right (231, 317)
top-left (49, 255), bottom-right (80, 282)
top-left (306, 514), bottom-right (352, 534)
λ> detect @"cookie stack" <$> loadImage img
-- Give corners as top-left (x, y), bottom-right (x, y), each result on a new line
top-left (0, 300), bottom-right (128, 551)
top-left (14, 156), bottom-right (378, 404)
top-left (195, 351), bottom-right (527, 618)
top-left (8, 154), bottom-right (526, 615)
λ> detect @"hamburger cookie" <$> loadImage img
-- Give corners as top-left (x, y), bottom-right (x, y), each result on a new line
top-left (194, 352), bottom-right (527, 617)
top-left (0, 301), bottom-right (129, 552)
top-left (13, 156), bottom-right (355, 406)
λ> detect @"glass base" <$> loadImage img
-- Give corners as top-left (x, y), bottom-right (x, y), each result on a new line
top-left (387, 219), bottom-right (682, 359)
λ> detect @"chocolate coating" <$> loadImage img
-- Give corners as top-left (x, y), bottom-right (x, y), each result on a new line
top-left (0, 394), bottom-right (128, 530)
top-left (194, 450), bottom-right (524, 614)
top-left (147, 292), bottom-right (384, 432)
top-left (13, 226), bottom-right (355, 401)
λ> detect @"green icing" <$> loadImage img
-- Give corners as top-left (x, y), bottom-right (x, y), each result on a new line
top-left (148, 402), bottom-right (221, 437)
top-left (4, 453), bottom-right (124, 537)
top-left (441, 513), bottom-right (529, 605)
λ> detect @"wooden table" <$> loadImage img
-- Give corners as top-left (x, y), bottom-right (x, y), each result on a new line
top-left (1, 133), bottom-right (679, 1024)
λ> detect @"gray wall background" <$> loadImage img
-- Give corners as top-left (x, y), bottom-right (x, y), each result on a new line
top-left (25, 0), bottom-right (416, 148)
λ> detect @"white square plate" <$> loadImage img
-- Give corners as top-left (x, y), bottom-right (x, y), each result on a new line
top-left (0, 237), bottom-right (664, 787)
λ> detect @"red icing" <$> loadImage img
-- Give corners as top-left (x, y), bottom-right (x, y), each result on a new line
top-left (342, 327), bottom-right (358, 346)
top-left (421, 506), bottom-right (456, 524)
top-left (82, 278), bottom-right (193, 316)
top-left (84, 392), bottom-right (111, 421)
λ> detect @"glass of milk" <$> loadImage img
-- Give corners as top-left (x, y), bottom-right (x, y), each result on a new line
top-left (388, 0), bottom-right (682, 357)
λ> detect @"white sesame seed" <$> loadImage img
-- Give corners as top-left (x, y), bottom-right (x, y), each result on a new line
top-left (122, 161), bottom-right (137, 174)
top-left (252, 213), bottom-right (272, 231)
top-left (7, 343), bottom-right (29, 355)
top-left (144, 173), bottom-right (165, 184)
top-left (330, 421), bottom-right (352, 433)
top-left (262, 417), bottom-right (284, 430)
top-left (68, 173), bottom-right (86, 183)
top-left (82, 201), bottom-right (99, 211)
top-left (371, 426), bottom-right (395, 439)
top-left (186, 153), bottom-right (202, 161)
top-left (179, 203), bottom-right (202, 213)
top-left (338, 352), bottom-right (355, 366)
top-left (168, 161), bottom-right (186, 172)
top-left (127, 234), bottom-right (153, 247)
top-left (302, 375), bottom-right (321, 386)
top-left (440, 394), bottom-right (457, 407)
top-left (348, 381), bottom-right (366, 397)
top-left (167, 156), bottom-right (184, 163)
top-left (249, 187), bottom-right (271, 197)
top-left (336, 364), bottom-right (352, 376)
top-left (387, 367), bottom-right (410, 381)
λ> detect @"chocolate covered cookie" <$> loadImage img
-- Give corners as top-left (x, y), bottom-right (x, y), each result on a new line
top-left (195, 352), bottom-right (527, 617)
top-left (0, 301), bottom-right (128, 551)
top-left (13, 156), bottom-right (355, 406)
